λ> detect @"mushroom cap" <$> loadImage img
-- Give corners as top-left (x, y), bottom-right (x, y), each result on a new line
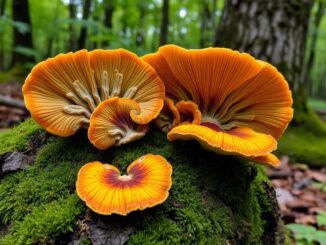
top-left (88, 97), bottom-right (149, 150)
top-left (143, 44), bottom-right (293, 140)
top-left (167, 124), bottom-right (277, 157)
top-left (23, 49), bottom-right (164, 137)
top-left (76, 154), bottom-right (172, 216)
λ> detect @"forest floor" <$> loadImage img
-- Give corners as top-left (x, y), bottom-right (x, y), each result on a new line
top-left (0, 81), bottom-right (326, 243)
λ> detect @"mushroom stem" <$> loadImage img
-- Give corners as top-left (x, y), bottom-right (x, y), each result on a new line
top-left (100, 70), bottom-right (110, 100)
top-left (123, 86), bottom-right (138, 99)
top-left (66, 92), bottom-right (88, 108)
top-left (111, 70), bottom-right (123, 97)
top-left (73, 80), bottom-right (96, 111)
top-left (88, 71), bottom-right (102, 105)
top-left (63, 105), bottom-right (92, 118)
top-left (73, 118), bottom-right (90, 132)
top-left (108, 128), bottom-right (125, 139)
top-left (115, 129), bottom-right (146, 146)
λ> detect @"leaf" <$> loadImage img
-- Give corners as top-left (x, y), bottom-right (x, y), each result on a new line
top-left (286, 223), bottom-right (316, 234)
top-left (315, 230), bottom-right (326, 244)
top-left (317, 212), bottom-right (326, 226)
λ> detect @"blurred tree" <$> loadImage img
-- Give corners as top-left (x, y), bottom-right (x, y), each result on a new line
top-left (0, 0), bottom-right (6, 70)
top-left (200, 0), bottom-right (211, 48)
top-left (215, 0), bottom-right (321, 131)
top-left (78, 0), bottom-right (91, 49)
top-left (160, 0), bottom-right (169, 45)
top-left (304, 0), bottom-right (326, 95)
top-left (102, 0), bottom-right (114, 47)
top-left (12, 0), bottom-right (34, 66)
top-left (68, 0), bottom-right (77, 51)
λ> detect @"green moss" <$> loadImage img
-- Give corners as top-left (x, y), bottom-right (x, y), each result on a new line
top-left (0, 126), bottom-right (278, 244)
top-left (292, 103), bottom-right (326, 137)
top-left (0, 119), bottom-right (41, 155)
top-left (277, 126), bottom-right (326, 167)
top-left (0, 195), bottom-right (84, 245)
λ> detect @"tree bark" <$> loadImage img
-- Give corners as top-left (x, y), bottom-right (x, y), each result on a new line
top-left (12, 0), bottom-right (34, 65)
top-left (160, 0), bottom-right (169, 45)
top-left (303, 1), bottom-right (326, 96)
top-left (77, 0), bottom-right (91, 50)
top-left (215, 0), bottom-right (314, 117)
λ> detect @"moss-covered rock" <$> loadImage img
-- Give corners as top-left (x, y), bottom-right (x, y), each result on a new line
top-left (0, 120), bottom-right (281, 244)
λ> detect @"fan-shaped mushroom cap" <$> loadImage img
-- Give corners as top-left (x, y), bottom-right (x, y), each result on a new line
top-left (167, 124), bottom-right (277, 157)
top-left (76, 154), bottom-right (172, 216)
top-left (88, 97), bottom-right (149, 150)
top-left (23, 49), bottom-right (164, 137)
top-left (143, 45), bottom-right (292, 164)
top-left (250, 153), bottom-right (281, 167)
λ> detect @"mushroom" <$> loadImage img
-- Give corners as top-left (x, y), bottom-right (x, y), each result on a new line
top-left (23, 49), bottom-right (164, 139)
top-left (152, 98), bottom-right (180, 133)
top-left (88, 97), bottom-right (149, 150)
top-left (143, 45), bottom-right (293, 166)
top-left (76, 154), bottom-right (172, 216)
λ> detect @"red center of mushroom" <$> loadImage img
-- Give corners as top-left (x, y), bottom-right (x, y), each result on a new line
top-left (103, 162), bottom-right (146, 188)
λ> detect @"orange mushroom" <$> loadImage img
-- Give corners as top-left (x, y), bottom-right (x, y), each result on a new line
top-left (153, 97), bottom-right (180, 132)
top-left (88, 97), bottom-right (149, 150)
top-left (143, 45), bottom-right (293, 166)
top-left (76, 154), bottom-right (172, 215)
top-left (23, 49), bottom-right (164, 138)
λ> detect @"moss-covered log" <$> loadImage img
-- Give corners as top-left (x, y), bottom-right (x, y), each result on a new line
top-left (0, 120), bottom-right (282, 244)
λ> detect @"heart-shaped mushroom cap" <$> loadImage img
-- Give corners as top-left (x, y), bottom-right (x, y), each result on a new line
top-left (76, 154), bottom-right (172, 216)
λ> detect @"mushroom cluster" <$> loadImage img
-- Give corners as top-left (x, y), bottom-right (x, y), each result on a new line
top-left (22, 45), bottom-right (293, 216)
top-left (143, 45), bottom-right (293, 167)
top-left (23, 49), bottom-right (165, 149)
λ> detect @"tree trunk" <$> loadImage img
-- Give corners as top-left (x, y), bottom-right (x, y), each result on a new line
top-left (303, 1), bottom-right (326, 96)
top-left (102, 2), bottom-right (114, 47)
top-left (0, 0), bottom-right (7, 71)
top-left (160, 0), bottom-right (169, 45)
top-left (12, 0), bottom-right (34, 66)
top-left (68, 0), bottom-right (77, 51)
top-left (199, 0), bottom-right (211, 48)
top-left (211, 0), bottom-right (217, 43)
top-left (215, 0), bottom-right (314, 125)
top-left (46, 0), bottom-right (61, 58)
top-left (77, 0), bottom-right (91, 50)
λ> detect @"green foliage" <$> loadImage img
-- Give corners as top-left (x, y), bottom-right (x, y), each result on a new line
top-left (0, 195), bottom-right (84, 245)
top-left (0, 119), bottom-right (40, 155)
top-left (286, 223), bottom-right (326, 245)
top-left (317, 212), bottom-right (326, 226)
top-left (277, 126), bottom-right (326, 167)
